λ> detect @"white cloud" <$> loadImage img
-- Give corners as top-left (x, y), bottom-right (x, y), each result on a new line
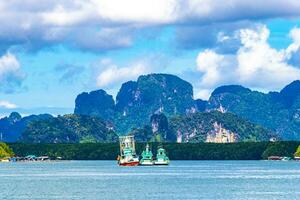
top-left (289, 27), bottom-right (300, 45)
top-left (72, 27), bottom-right (133, 51)
top-left (40, 0), bottom-right (300, 27)
top-left (41, 0), bottom-right (178, 26)
top-left (41, 3), bottom-right (93, 26)
top-left (0, 100), bottom-right (18, 109)
top-left (1, 1), bottom-right (300, 51)
top-left (94, 54), bottom-right (168, 89)
top-left (0, 53), bottom-right (20, 77)
top-left (196, 50), bottom-right (224, 86)
top-left (194, 89), bottom-right (212, 100)
top-left (195, 25), bottom-right (300, 99)
top-left (0, 52), bottom-right (25, 93)
top-left (96, 60), bottom-right (150, 88)
top-left (284, 27), bottom-right (300, 67)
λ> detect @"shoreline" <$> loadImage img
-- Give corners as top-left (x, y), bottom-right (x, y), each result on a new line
top-left (5, 141), bottom-right (300, 161)
top-left (2, 160), bottom-right (300, 164)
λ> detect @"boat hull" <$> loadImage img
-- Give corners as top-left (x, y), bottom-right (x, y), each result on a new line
top-left (119, 161), bottom-right (139, 166)
top-left (154, 161), bottom-right (169, 165)
top-left (139, 160), bottom-right (154, 166)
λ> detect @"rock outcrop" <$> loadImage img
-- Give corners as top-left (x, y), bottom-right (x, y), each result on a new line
top-left (74, 89), bottom-right (115, 120)
top-left (207, 81), bottom-right (300, 140)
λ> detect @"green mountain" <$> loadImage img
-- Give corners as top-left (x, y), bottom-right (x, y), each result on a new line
top-left (131, 111), bottom-right (274, 143)
top-left (73, 74), bottom-right (300, 140)
top-left (2, 74), bottom-right (300, 143)
top-left (131, 113), bottom-right (175, 142)
top-left (116, 74), bottom-right (195, 115)
top-left (21, 114), bottom-right (118, 143)
top-left (0, 112), bottom-right (53, 142)
top-left (75, 73), bottom-right (197, 133)
top-left (207, 81), bottom-right (300, 140)
top-left (169, 111), bottom-right (275, 142)
top-left (74, 89), bottom-right (115, 120)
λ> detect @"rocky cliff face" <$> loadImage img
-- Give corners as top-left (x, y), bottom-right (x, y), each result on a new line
top-left (130, 111), bottom-right (275, 143)
top-left (75, 74), bottom-right (197, 134)
top-left (279, 80), bottom-right (300, 107)
top-left (72, 73), bottom-right (300, 140)
top-left (74, 89), bottom-right (115, 120)
top-left (130, 113), bottom-right (175, 142)
top-left (205, 122), bottom-right (237, 143)
top-left (114, 74), bottom-right (196, 133)
top-left (194, 99), bottom-right (207, 112)
top-left (5, 74), bottom-right (300, 143)
top-left (116, 73), bottom-right (195, 117)
top-left (169, 111), bottom-right (274, 143)
top-left (207, 81), bottom-right (300, 140)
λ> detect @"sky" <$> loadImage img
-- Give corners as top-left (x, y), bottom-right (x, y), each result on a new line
top-left (0, 0), bottom-right (300, 116)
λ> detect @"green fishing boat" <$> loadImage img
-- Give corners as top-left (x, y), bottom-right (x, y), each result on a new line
top-left (117, 136), bottom-right (139, 166)
top-left (140, 144), bottom-right (154, 166)
top-left (154, 147), bottom-right (170, 165)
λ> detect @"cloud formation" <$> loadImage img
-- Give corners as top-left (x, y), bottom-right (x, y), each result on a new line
top-left (175, 21), bottom-right (256, 52)
top-left (0, 52), bottom-right (25, 93)
top-left (1, 0), bottom-right (300, 52)
top-left (55, 63), bottom-right (86, 84)
top-left (95, 58), bottom-right (156, 88)
top-left (195, 25), bottom-right (300, 99)
top-left (0, 100), bottom-right (18, 109)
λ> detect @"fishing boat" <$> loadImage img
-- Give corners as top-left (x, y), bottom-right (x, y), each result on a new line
top-left (139, 144), bottom-right (154, 166)
top-left (117, 135), bottom-right (139, 166)
top-left (154, 147), bottom-right (170, 165)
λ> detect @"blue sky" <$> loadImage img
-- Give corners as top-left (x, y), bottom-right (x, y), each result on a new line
top-left (0, 1), bottom-right (300, 116)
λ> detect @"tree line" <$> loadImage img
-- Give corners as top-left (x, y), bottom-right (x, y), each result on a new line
top-left (7, 141), bottom-right (300, 160)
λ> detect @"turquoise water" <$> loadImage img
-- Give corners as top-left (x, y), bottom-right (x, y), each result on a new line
top-left (1, 160), bottom-right (300, 200)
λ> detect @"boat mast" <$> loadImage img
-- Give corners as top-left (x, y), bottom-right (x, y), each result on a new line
top-left (132, 136), bottom-right (136, 154)
top-left (119, 136), bottom-right (125, 156)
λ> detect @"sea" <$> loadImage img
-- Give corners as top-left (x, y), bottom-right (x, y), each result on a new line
top-left (1, 160), bottom-right (300, 200)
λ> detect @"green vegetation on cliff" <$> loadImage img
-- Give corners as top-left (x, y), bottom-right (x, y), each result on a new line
top-left (0, 112), bottom-right (52, 142)
top-left (0, 142), bottom-right (14, 158)
top-left (72, 73), bottom-right (299, 141)
top-left (75, 74), bottom-right (196, 134)
top-left (74, 89), bottom-right (115, 120)
top-left (2, 74), bottom-right (300, 143)
top-left (169, 111), bottom-right (275, 142)
top-left (207, 81), bottom-right (300, 140)
top-left (131, 111), bottom-right (275, 143)
top-left (294, 145), bottom-right (300, 157)
top-left (261, 141), bottom-right (300, 159)
top-left (22, 114), bottom-right (118, 143)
